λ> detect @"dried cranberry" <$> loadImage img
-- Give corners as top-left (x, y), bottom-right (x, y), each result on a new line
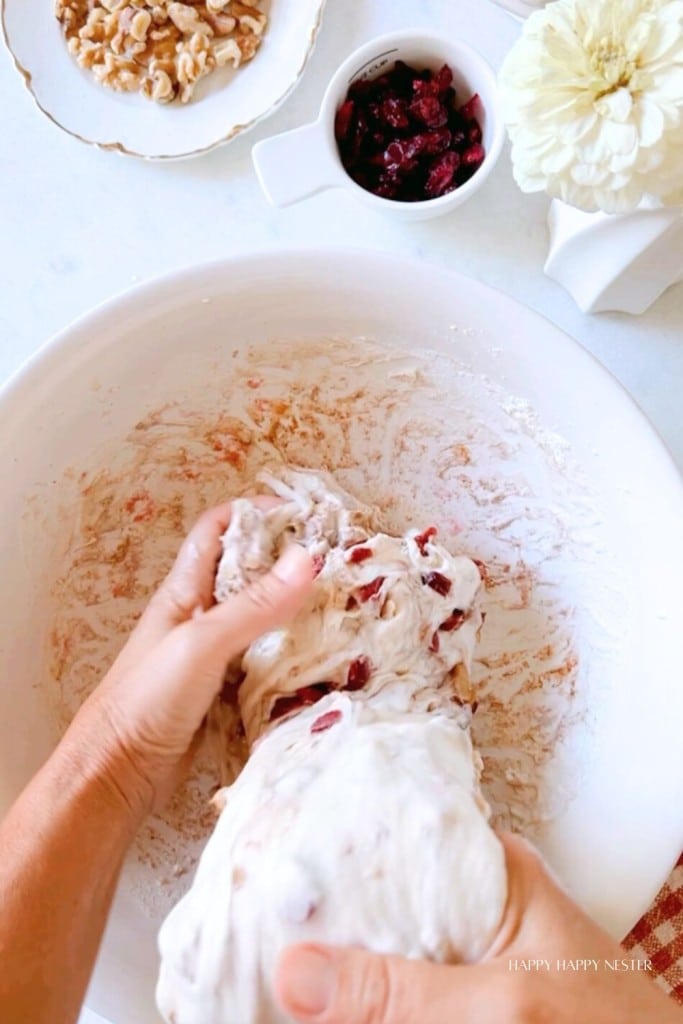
top-left (426, 151), bottom-right (460, 198)
top-left (342, 110), bottom-right (367, 168)
top-left (416, 128), bottom-right (451, 155)
top-left (434, 63), bottom-right (454, 95)
top-left (270, 695), bottom-right (303, 721)
top-left (471, 700), bottom-right (479, 714)
top-left (347, 546), bottom-right (373, 564)
top-left (468, 122), bottom-right (483, 145)
top-left (458, 150), bottom-right (484, 185)
top-left (372, 73), bottom-right (392, 91)
top-left (334, 100), bottom-right (355, 143)
top-left (375, 175), bottom-right (400, 200)
top-left (422, 571), bottom-right (452, 596)
top-left (462, 143), bottom-right (485, 170)
top-left (386, 130), bottom-right (450, 163)
top-left (312, 554), bottom-right (325, 577)
top-left (345, 595), bottom-right (358, 611)
top-left (415, 526), bottom-right (437, 556)
top-left (311, 710), bottom-right (342, 734)
top-left (335, 61), bottom-right (485, 203)
top-left (367, 101), bottom-right (383, 124)
top-left (348, 76), bottom-right (374, 100)
top-left (412, 76), bottom-right (438, 99)
top-left (440, 609), bottom-right (466, 632)
top-left (429, 632), bottom-right (440, 653)
top-left (390, 60), bottom-right (416, 93)
top-left (385, 139), bottom-right (413, 165)
top-left (456, 144), bottom-right (486, 185)
top-left (270, 683), bottom-right (331, 722)
top-left (357, 576), bottom-right (385, 602)
top-left (382, 150), bottom-right (419, 178)
top-left (380, 97), bottom-right (410, 129)
top-left (410, 95), bottom-right (448, 129)
top-left (346, 656), bottom-right (371, 691)
top-left (459, 93), bottom-right (481, 122)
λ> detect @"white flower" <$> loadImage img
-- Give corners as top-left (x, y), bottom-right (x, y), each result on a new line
top-left (499, 0), bottom-right (683, 213)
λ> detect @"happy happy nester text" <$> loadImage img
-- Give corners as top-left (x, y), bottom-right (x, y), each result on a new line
top-left (509, 959), bottom-right (652, 973)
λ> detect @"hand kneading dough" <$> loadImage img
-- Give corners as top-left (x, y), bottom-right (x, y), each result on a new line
top-left (156, 470), bottom-right (507, 1024)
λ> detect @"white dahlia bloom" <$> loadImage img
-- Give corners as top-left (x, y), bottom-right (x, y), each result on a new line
top-left (499, 0), bottom-right (683, 213)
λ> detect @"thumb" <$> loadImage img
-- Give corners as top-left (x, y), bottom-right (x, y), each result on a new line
top-left (158, 543), bottom-right (314, 707)
top-left (275, 944), bottom-right (506, 1024)
top-left (196, 541), bottom-right (315, 659)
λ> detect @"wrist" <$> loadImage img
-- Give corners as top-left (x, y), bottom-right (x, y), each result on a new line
top-left (59, 699), bottom-right (155, 828)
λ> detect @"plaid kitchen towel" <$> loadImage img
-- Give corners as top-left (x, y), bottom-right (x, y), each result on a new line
top-left (623, 853), bottom-right (683, 1003)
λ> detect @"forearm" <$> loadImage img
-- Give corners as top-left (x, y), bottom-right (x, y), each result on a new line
top-left (0, 714), bottom-right (145, 1024)
top-left (0, 513), bottom-right (312, 1024)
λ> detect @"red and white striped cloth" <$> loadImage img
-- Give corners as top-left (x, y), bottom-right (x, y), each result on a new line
top-left (623, 853), bottom-right (683, 1004)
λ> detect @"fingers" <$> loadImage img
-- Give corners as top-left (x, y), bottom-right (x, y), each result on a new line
top-left (120, 496), bottom-right (286, 667)
top-left (147, 544), bottom-right (314, 727)
top-left (116, 502), bottom-right (233, 674)
top-left (156, 502), bottom-right (234, 615)
top-left (189, 541), bottom-right (314, 664)
top-left (493, 833), bottom-right (617, 964)
top-left (272, 836), bottom-right (554, 1024)
top-left (482, 831), bottom-right (543, 959)
top-left (275, 945), bottom-right (507, 1024)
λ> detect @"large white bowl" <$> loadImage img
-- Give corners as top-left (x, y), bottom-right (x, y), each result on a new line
top-left (0, 250), bottom-right (681, 1023)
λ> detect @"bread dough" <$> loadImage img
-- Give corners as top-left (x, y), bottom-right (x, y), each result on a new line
top-left (215, 469), bottom-right (484, 744)
top-left (156, 470), bottom-right (507, 1024)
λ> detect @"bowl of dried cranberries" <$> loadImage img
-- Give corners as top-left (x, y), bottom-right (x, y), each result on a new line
top-left (252, 30), bottom-right (504, 221)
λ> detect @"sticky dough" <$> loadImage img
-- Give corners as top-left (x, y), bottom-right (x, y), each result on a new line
top-left (156, 469), bottom-right (507, 1024)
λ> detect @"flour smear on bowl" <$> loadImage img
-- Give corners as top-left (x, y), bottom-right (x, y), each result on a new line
top-left (45, 336), bottom-right (600, 917)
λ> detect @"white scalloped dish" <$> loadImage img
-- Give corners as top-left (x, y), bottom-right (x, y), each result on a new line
top-left (1, 0), bottom-right (326, 158)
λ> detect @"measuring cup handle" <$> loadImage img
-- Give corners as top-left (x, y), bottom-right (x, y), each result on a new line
top-left (252, 120), bottom-right (341, 208)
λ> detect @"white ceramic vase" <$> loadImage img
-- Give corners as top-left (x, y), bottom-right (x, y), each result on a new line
top-left (544, 197), bottom-right (683, 315)
top-left (492, 0), bottom-right (547, 18)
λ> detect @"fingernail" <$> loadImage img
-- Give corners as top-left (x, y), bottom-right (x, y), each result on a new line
top-left (274, 544), bottom-right (313, 585)
top-left (282, 947), bottom-right (336, 1016)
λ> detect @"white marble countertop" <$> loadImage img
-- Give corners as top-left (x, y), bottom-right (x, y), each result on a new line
top-left (2, 0), bottom-right (682, 475)
top-left (0, 2), bottom-right (681, 1022)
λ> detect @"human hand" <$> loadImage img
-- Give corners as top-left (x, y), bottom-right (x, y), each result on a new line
top-left (63, 500), bottom-right (314, 819)
top-left (275, 833), bottom-right (681, 1024)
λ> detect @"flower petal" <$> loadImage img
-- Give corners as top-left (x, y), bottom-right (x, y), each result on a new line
top-left (498, 0), bottom-right (683, 213)
top-left (635, 98), bottom-right (667, 147)
top-left (596, 87), bottom-right (633, 124)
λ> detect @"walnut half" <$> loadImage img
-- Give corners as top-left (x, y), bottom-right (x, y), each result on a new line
top-left (55, 0), bottom-right (268, 104)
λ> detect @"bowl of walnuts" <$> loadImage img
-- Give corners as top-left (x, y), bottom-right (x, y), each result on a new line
top-left (1, 0), bottom-right (327, 158)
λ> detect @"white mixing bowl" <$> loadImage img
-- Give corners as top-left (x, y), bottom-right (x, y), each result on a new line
top-left (0, 250), bottom-right (681, 1024)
